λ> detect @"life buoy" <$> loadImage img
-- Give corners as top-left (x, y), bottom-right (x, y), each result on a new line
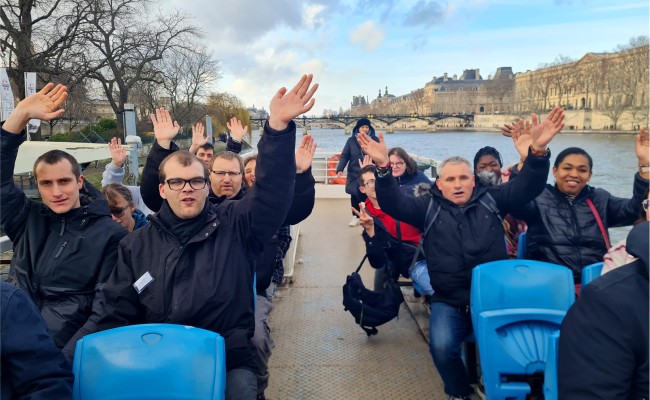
top-left (327, 153), bottom-right (346, 184)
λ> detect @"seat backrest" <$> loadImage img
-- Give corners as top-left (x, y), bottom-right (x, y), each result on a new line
top-left (471, 259), bottom-right (575, 322)
top-left (517, 231), bottom-right (527, 259)
top-left (543, 330), bottom-right (561, 400)
top-left (581, 262), bottom-right (604, 287)
top-left (73, 324), bottom-right (226, 400)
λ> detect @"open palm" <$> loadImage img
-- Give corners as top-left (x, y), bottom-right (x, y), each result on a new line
top-left (357, 132), bottom-right (389, 166)
top-left (295, 134), bottom-right (317, 173)
top-left (530, 107), bottom-right (565, 149)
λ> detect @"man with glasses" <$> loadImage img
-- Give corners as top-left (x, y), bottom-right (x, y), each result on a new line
top-left (64, 75), bottom-right (319, 400)
top-left (0, 83), bottom-right (127, 351)
top-left (354, 165), bottom-right (433, 296)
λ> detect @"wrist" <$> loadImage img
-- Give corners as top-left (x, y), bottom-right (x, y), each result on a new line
top-left (529, 144), bottom-right (549, 157)
top-left (268, 117), bottom-right (288, 131)
top-left (638, 164), bottom-right (650, 174)
top-left (376, 164), bottom-right (391, 178)
top-left (157, 139), bottom-right (172, 150)
top-left (2, 108), bottom-right (31, 134)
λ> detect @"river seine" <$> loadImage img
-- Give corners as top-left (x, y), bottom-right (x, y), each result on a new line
top-left (251, 127), bottom-right (640, 241)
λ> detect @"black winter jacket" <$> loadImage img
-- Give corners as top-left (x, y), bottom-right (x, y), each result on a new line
top-left (375, 151), bottom-right (551, 308)
top-left (512, 175), bottom-right (647, 281)
top-left (558, 221), bottom-right (649, 400)
top-left (1, 282), bottom-right (74, 399)
top-left (0, 129), bottom-right (127, 349)
top-left (64, 122), bottom-right (297, 371)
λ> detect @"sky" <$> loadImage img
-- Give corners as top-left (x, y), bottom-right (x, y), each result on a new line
top-left (160, 0), bottom-right (649, 116)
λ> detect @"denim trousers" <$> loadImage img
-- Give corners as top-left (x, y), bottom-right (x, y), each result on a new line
top-left (428, 301), bottom-right (474, 398)
top-left (226, 368), bottom-right (257, 400)
top-left (409, 259), bottom-right (434, 296)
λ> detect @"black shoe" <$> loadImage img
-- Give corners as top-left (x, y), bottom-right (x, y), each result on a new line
top-left (257, 394), bottom-right (266, 400)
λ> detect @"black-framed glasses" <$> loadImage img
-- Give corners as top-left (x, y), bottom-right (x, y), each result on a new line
top-left (364, 179), bottom-right (376, 187)
top-left (643, 199), bottom-right (649, 212)
top-left (211, 170), bottom-right (242, 178)
top-left (390, 161), bottom-right (405, 168)
top-left (165, 177), bottom-right (209, 191)
top-left (110, 205), bottom-right (128, 218)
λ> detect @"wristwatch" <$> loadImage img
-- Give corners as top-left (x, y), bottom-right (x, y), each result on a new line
top-left (529, 144), bottom-right (550, 158)
top-left (376, 164), bottom-right (392, 178)
top-left (639, 165), bottom-right (650, 174)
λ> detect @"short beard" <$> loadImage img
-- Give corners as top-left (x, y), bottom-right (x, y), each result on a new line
top-left (476, 170), bottom-right (502, 186)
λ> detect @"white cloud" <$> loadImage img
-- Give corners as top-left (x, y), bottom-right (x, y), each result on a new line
top-left (349, 21), bottom-right (386, 51)
top-left (304, 4), bottom-right (327, 28)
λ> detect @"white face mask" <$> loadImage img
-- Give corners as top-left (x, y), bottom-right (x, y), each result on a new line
top-left (476, 170), bottom-right (502, 186)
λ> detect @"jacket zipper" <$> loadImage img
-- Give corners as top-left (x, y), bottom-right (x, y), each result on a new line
top-left (54, 241), bottom-right (68, 259)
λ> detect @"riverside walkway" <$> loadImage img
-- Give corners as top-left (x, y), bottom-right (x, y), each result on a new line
top-left (265, 197), bottom-right (449, 399)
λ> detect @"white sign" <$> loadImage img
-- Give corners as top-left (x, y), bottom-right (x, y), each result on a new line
top-left (0, 68), bottom-right (15, 122)
top-left (24, 72), bottom-right (40, 137)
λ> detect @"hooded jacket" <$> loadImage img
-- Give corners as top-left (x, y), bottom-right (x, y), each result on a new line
top-left (63, 121), bottom-right (297, 372)
top-left (559, 221), bottom-right (649, 399)
top-left (336, 121), bottom-right (379, 196)
top-left (0, 129), bottom-right (128, 349)
top-left (375, 150), bottom-right (550, 308)
top-left (511, 175), bottom-right (647, 281)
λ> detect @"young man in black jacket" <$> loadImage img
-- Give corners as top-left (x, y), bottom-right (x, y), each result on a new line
top-left (357, 107), bottom-right (565, 400)
top-left (0, 83), bottom-right (128, 351)
top-left (64, 75), bottom-right (318, 400)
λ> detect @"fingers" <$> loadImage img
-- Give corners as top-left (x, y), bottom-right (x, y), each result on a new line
top-left (351, 207), bottom-right (362, 218)
top-left (291, 74), bottom-right (310, 95)
top-left (301, 98), bottom-right (316, 114)
top-left (303, 82), bottom-right (319, 102)
top-left (274, 87), bottom-right (288, 101)
top-left (38, 82), bottom-right (55, 95)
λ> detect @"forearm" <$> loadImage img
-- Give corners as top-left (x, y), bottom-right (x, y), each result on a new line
top-left (102, 162), bottom-right (125, 186)
top-left (375, 172), bottom-right (427, 230)
top-left (284, 168), bottom-right (315, 225)
top-left (226, 137), bottom-right (243, 154)
top-left (0, 129), bottom-right (31, 236)
top-left (140, 140), bottom-right (179, 212)
top-left (494, 149), bottom-right (550, 213)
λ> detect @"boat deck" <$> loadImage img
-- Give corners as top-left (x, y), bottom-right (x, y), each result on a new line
top-left (265, 198), bottom-right (448, 399)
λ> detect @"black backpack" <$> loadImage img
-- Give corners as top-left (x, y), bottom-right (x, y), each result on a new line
top-left (342, 255), bottom-right (404, 336)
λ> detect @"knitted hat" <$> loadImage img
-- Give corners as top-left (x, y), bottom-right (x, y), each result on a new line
top-left (353, 118), bottom-right (373, 134)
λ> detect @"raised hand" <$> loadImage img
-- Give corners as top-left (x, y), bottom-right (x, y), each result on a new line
top-left (188, 122), bottom-right (208, 154)
top-left (357, 131), bottom-right (389, 167)
top-left (4, 83), bottom-right (68, 134)
top-left (269, 74), bottom-right (319, 131)
top-left (150, 108), bottom-right (180, 150)
top-left (108, 137), bottom-right (128, 168)
top-left (352, 203), bottom-right (374, 236)
top-left (226, 117), bottom-right (248, 143)
top-left (635, 127), bottom-right (649, 166)
top-left (501, 123), bottom-right (514, 138)
top-left (530, 107), bottom-right (565, 151)
top-left (295, 134), bottom-right (317, 173)
top-left (510, 118), bottom-right (532, 159)
top-left (358, 154), bottom-right (374, 168)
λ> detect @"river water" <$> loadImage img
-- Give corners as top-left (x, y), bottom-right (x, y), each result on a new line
top-left (251, 127), bottom-right (640, 241)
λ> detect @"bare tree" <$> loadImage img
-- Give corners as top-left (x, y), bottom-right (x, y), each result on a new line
top-left (616, 37), bottom-right (649, 128)
top-left (81, 0), bottom-right (198, 132)
top-left (162, 45), bottom-right (221, 127)
top-left (410, 89), bottom-right (426, 115)
top-left (206, 92), bottom-right (250, 136)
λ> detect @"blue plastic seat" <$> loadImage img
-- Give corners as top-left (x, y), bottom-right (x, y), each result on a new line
top-left (470, 260), bottom-right (574, 400)
top-left (543, 331), bottom-right (560, 400)
top-left (516, 231), bottom-right (527, 259)
top-left (581, 261), bottom-right (604, 287)
top-left (73, 324), bottom-right (226, 400)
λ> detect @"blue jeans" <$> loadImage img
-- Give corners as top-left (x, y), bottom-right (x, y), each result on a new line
top-left (226, 368), bottom-right (257, 400)
top-left (428, 301), bottom-right (473, 398)
top-left (409, 259), bottom-right (434, 296)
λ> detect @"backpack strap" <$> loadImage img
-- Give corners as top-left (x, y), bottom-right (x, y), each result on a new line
top-left (355, 254), bottom-right (368, 273)
top-left (479, 191), bottom-right (503, 223)
top-left (408, 198), bottom-right (441, 271)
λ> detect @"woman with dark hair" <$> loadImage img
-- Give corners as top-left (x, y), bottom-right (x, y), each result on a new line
top-left (473, 146), bottom-right (526, 258)
top-left (388, 147), bottom-right (430, 194)
top-left (509, 123), bottom-right (649, 287)
top-left (336, 118), bottom-right (379, 226)
top-left (101, 183), bottom-right (149, 232)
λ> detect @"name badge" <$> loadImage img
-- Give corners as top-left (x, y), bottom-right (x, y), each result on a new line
top-left (133, 271), bottom-right (154, 294)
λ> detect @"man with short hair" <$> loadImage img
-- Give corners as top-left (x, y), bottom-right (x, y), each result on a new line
top-left (65, 75), bottom-right (319, 400)
top-left (0, 83), bottom-right (128, 351)
top-left (210, 150), bottom-right (246, 200)
top-left (188, 121), bottom-right (216, 168)
top-left (357, 107), bottom-right (565, 400)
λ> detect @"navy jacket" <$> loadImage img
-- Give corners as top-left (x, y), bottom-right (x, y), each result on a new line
top-left (512, 175), bottom-right (648, 281)
top-left (0, 128), bottom-right (127, 349)
top-left (375, 150), bottom-right (551, 308)
top-left (336, 130), bottom-right (379, 197)
top-left (1, 282), bottom-right (73, 399)
top-left (558, 222), bottom-right (649, 400)
top-left (63, 121), bottom-right (297, 372)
